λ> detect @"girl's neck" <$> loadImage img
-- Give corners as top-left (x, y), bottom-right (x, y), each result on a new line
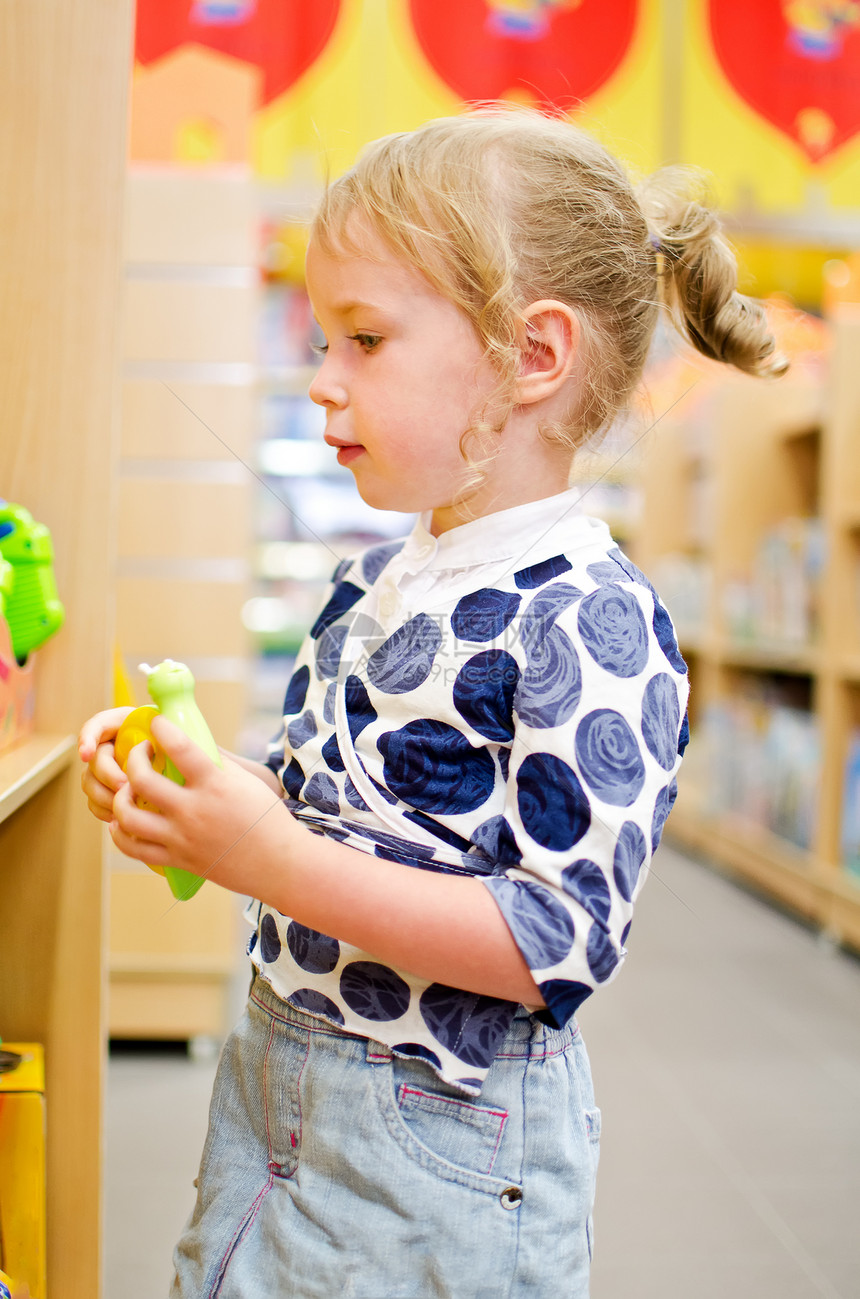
top-left (429, 423), bottom-right (574, 537)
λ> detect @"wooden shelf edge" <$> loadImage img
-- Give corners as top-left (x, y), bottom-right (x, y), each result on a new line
top-left (715, 640), bottom-right (820, 675)
top-left (666, 805), bottom-right (860, 952)
top-left (675, 637), bottom-right (822, 674)
top-left (109, 954), bottom-right (236, 977)
top-left (0, 733), bottom-right (77, 825)
top-left (835, 656), bottom-right (860, 683)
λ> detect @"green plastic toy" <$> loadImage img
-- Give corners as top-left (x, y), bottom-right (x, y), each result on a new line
top-left (0, 555), bottom-right (13, 621)
top-left (0, 501), bottom-right (65, 663)
top-left (114, 659), bottom-right (222, 902)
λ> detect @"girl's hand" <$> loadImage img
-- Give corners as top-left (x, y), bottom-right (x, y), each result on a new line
top-left (110, 715), bottom-right (292, 892)
top-left (78, 706), bottom-right (134, 823)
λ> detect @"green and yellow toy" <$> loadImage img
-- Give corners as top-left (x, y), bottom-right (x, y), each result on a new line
top-left (0, 501), bottom-right (65, 663)
top-left (115, 659), bottom-right (222, 902)
top-left (0, 555), bottom-right (13, 621)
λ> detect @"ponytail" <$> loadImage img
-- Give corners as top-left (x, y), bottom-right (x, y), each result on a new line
top-left (639, 166), bottom-right (788, 379)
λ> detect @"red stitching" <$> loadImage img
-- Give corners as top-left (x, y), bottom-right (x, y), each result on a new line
top-left (251, 988), bottom-right (351, 1039)
top-left (487, 1111), bottom-right (508, 1173)
top-left (261, 1017), bottom-right (276, 1164)
top-left (399, 1085), bottom-right (507, 1122)
top-left (398, 1086), bottom-right (509, 1174)
top-left (211, 1174), bottom-right (273, 1296)
top-left (293, 1029), bottom-right (311, 1151)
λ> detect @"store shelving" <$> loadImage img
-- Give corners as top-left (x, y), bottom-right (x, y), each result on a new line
top-left (0, 3), bottom-right (133, 1294)
top-left (633, 310), bottom-right (860, 951)
top-left (0, 735), bottom-right (76, 825)
top-left (111, 166), bottom-right (260, 1043)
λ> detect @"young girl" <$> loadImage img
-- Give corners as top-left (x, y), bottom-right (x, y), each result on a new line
top-left (80, 108), bottom-right (785, 1297)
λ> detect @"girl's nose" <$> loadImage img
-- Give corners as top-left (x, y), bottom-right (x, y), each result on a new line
top-left (308, 354), bottom-right (347, 409)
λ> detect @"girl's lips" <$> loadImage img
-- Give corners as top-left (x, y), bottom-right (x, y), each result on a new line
top-left (336, 444), bottom-right (365, 467)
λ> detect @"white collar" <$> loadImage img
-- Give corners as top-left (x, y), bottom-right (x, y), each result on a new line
top-left (395, 487), bottom-right (612, 576)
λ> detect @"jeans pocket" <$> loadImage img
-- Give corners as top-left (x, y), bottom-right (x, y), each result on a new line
top-left (372, 1055), bottom-right (514, 1192)
top-left (396, 1079), bottom-right (508, 1176)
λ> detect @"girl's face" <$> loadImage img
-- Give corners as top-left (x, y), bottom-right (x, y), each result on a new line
top-left (306, 221), bottom-right (502, 534)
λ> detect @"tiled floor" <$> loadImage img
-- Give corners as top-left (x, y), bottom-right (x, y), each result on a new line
top-left (105, 844), bottom-right (860, 1298)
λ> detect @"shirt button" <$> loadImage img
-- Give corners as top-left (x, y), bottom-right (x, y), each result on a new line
top-left (500, 1186), bottom-right (523, 1210)
top-left (379, 592), bottom-right (398, 619)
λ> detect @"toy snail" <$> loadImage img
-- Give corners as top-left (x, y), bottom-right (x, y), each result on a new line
top-left (0, 501), bottom-right (65, 664)
top-left (114, 660), bottom-right (222, 901)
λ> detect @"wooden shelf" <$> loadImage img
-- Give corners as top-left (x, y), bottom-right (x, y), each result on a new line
top-left (678, 636), bottom-right (821, 673)
top-left (0, 735), bottom-right (76, 826)
top-left (0, 4), bottom-right (133, 1294)
top-left (667, 802), bottom-right (860, 945)
top-left (781, 420), bottom-right (821, 445)
top-left (676, 631), bottom-right (710, 657)
top-left (634, 317), bottom-right (860, 956)
top-left (836, 656), bottom-right (860, 683)
top-left (109, 953), bottom-right (236, 976)
top-left (113, 169), bottom-right (251, 1044)
top-left (833, 506), bottom-right (860, 532)
top-left (715, 639), bottom-right (820, 675)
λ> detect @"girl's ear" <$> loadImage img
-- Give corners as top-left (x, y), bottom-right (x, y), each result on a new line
top-left (514, 301), bottom-right (580, 406)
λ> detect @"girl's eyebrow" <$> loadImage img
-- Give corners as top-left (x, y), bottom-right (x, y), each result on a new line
top-left (309, 302), bottom-right (380, 328)
top-left (329, 298), bottom-right (388, 316)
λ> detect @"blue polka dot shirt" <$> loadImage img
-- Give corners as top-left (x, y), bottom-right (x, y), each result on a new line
top-left (246, 488), bottom-right (690, 1094)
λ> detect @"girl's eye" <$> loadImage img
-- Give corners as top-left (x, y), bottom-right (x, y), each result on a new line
top-left (349, 333), bottom-right (382, 352)
top-left (309, 322), bottom-right (328, 357)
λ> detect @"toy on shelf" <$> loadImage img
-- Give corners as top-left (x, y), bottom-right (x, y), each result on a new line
top-left (0, 502), bottom-right (64, 664)
top-left (114, 660), bottom-right (222, 902)
top-left (0, 583), bottom-right (34, 757)
top-left (0, 622), bottom-right (34, 754)
top-left (0, 556), bottom-right (13, 620)
top-left (0, 1043), bottom-right (46, 1299)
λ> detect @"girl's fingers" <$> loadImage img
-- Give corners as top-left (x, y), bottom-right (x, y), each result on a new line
top-left (109, 817), bottom-right (171, 867)
top-left (124, 738), bottom-right (182, 811)
top-left (84, 793), bottom-right (116, 824)
top-left (81, 757), bottom-right (121, 819)
top-left (79, 707), bottom-right (132, 834)
top-left (91, 740), bottom-right (128, 793)
top-left (77, 706), bottom-right (134, 762)
top-left (149, 715), bottom-right (216, 785)
top-left (111, 779), bottom-right (171, 858)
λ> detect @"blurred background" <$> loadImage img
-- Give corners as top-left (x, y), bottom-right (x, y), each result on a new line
top-left (1, 1), bottom-right (859, 1296)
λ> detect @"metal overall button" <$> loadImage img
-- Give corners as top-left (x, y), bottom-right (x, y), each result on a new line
top-left (500, 1185), bottom-right (523, 1210)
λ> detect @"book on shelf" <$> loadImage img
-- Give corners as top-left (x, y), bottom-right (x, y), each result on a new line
top-left (698, 688), bottom-right (819, 852)
top-left (840, 730), bottom-right (860, 882)
top-left (722, 516), bottom-right (825, 650)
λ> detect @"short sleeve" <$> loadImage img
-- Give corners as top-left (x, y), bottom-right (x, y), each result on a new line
top-left (481, 574), bottom-right (689, 1028)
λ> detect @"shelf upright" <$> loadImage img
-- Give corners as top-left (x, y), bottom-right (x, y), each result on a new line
top-left (0, 3), bottom-right (133, 1295)
top-left (818, 309), bottom-right (860, 946)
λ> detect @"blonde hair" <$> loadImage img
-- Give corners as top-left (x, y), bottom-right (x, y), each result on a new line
top-left (313, 107), bottom-right (786, 460)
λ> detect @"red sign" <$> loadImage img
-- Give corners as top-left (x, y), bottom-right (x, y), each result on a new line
top-left (709, 0), bottom-right (860, 162)
top-left (135, 0), bottom-right (342, 105)
top-left (408, 0), bottom-right (638, 112)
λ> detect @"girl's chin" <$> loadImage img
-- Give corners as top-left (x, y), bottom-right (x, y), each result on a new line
top-left (336, 444), bottom-right (365, 467)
